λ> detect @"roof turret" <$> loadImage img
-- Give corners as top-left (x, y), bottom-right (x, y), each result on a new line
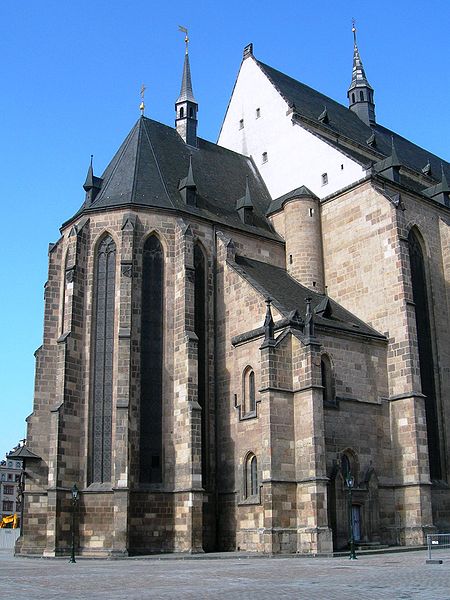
top-left (347, 23), bottom-right (376, 126)
top-left (175, 27), bottom-right (198, 146)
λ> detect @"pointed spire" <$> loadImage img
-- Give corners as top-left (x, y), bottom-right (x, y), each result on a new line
top-left (304, 297), bottom-right (316, 339)
top-left (83, 155), bottom-right (102, 205)
top-left (261, 297), bottom-right (276, 347)
top-left (177, 26), bottom-right (196, 104)
top-left (236, 176), bottom-right (254, 225)
top-left (390, 136), bottom-right (401, 167)
top-left (186, 154), bottom-right (196, 187)
top-left (178, 154), bottom-right (197, 206)
top-left (83, 155), bottom-right (94, 191)
top-left (349, 21), bottom-right (371, 89)
top-left (175, 26), bottom-right (198, 146)
top-left (348, 21), bottom-right (376, 126)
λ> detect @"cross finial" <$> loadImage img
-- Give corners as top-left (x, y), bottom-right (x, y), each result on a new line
top-left (139, 83), bottom-right (146, 115)
top-left (179, 25), bottom-right (189, 53)
top-left (352, 18), bottom-right (357, 44)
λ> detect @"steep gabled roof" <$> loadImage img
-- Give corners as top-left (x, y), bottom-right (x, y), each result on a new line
top-left (68, 117), bottom-right (278, 238)
top-left (234, 255), bottom-right (385, 340)
top-left (255, 59), bottom-right (450, 184)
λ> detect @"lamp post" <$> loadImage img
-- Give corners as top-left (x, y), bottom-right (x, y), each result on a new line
top-left (345, 472), bottom-right (357, 560)
top-left (69, 484), bottom-right (79, 564)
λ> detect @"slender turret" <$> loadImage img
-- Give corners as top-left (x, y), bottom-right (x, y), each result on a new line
top-left (348, 22), bottom-right (376, 126)
top-left (175, 26), bottom-right (198, 146)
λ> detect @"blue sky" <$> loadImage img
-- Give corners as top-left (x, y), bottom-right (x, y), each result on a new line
top-left (1, 0), bottom-right (449, 455)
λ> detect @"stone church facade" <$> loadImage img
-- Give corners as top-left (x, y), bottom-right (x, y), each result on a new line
top-left (15, 32), bottom-right (450, 557)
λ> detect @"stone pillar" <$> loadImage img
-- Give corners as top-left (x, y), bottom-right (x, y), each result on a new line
top-left (386, 209), bottom-right (434, 545)
top-left (173, 220), bottom-right (203, 552)
top-left (110, 213), bottom-right (136, 556)
top-left (43, 219), bottom-right (89, 556)
top-left (293, 333), bottom-right (332, 554)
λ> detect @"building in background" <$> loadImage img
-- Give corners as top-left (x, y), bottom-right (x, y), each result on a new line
top-left (1, 447), bottom-right (23, 524)
top-left (16, 29), bottom-right (450, 557)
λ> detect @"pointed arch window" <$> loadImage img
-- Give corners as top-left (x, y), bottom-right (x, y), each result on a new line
top-left (194, 244), bottom-right (208, 483)
top-left (321, 354), bottom-right (335, 404)
top-left (179, 106), bottom-right (184, 118)
top-left (243, 367), bottom-right (256, 414)
top-left (90, 234), bottom-right (116, 484)
top-left (360, 91), bottom-right (364, 101)
top-left (245, 453), bottom-right (258, 498)
top-left (408, 229), bottom-right (441, 479)
top-left (140, 235), bottom-right (164, 484)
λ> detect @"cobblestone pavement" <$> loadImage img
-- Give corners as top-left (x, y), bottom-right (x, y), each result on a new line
top-left (1, 549), bottom-right (450, 599)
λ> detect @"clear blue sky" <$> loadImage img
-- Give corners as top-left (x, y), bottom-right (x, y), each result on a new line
top-left (1, 0), bottom-right (449, 456)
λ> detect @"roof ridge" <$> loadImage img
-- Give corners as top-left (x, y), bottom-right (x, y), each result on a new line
top-left (130, 119), bottom-right (143, 203)
top-left (141, 118), bottom-right (174, 207)
top-left (90, 120), bottom-right (140, 208)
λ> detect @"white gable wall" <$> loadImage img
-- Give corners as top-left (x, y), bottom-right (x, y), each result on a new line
top-left (218, 57), bottom-right (365, 200)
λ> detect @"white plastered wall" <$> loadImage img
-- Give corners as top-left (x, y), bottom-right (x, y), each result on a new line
top-left (218, 56), bottom-right (365, 200)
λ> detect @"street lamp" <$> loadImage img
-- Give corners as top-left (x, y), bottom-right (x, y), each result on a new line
top-left (345, 472), bottom-right (357, 560)
top-left (69, 484), bottom-right (79, 564)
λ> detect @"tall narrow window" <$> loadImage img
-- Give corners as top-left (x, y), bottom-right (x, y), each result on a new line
top-left (408, 229), bottom-right (441, 479)
top-left (245, 453), bottom-right (258, 498)
top-left (243, 367), bottom-right (256, 414)
top-left (321, 354), bottom-right (334, 404)
top-left (91, 234), bottom-right (116, 484)
top-left (194, 244), bottom-right (208, 483)
top-left (140, 235), bottom-right (164, 483)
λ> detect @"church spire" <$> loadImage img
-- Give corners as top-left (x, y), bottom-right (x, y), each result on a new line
top-left (175, 26), bottom-right (198, 146)
top-left (347, 21), bottom-right (376, 126)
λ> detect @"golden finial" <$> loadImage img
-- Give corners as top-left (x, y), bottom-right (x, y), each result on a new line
top-left (140, 83), bottom-right (146, 115)
top-left (178, 25), bottom-right (189, 53)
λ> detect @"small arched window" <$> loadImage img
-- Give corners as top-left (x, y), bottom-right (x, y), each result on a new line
top-left (245, 453), bottom-right (258, 498)
top-left (321, 354), bottom-right (334, 404)
top-left (341, 450), bottom-right (358, 485)
top-left (243, 367), bottom-right (256, 414)
top-left (352, 93), bottom-right (355, 103)
top-left (360, 91), bottom-right (364, 101)
top-left (189, 107), bottom-right (194, 118)
top-left (180, 106), bottom-right (184, 118)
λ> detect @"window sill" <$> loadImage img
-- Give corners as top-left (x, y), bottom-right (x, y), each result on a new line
top-left (238, 496), bottom-right (261, 506)
top-left (240, 410), bottom-right (257, 421)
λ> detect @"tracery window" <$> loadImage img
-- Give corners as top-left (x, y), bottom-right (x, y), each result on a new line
top-left (90, 234), bottom-right (116, 484)
top-left (140, 235), bottom-right (164, 484)
top-left (194, 244), bottom-right (208, 483)
top-left (408, 229), bottom-right (441, 479)
top-left (245, 453), bottom-right (258, 499)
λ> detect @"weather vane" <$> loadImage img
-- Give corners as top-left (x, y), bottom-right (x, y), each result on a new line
top-left (178, 25), bottom-right (189, 53)
top-left (140, 83), bottom-right (146, 115)
top-left (352, 18), bottom-right (357, 43)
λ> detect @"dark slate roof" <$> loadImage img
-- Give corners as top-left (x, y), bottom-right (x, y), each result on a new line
top-left (234, 255), bottom-right (385, 340)
top-left (7, 446), bottom-right (41, 461)
top-left (268, 185), bottom-right (318, 215)
top-left (255, 59), bottom-right (450, 183)
top-left (69, 117), bottom-right (278, 238)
